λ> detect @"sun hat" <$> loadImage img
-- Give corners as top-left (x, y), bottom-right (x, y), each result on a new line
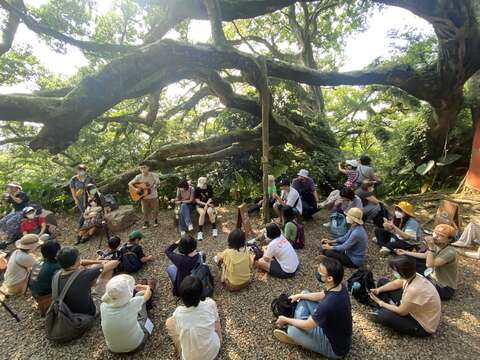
top-left (346, 207), bottom-right (364, 225)
top-left (395, 201), bottom-right (414, 217)
top-left (197, 177), bottom-right (207, 188)
top-left (15, 234), bottom-right (43, 250)
top-left (5, 183), bottom-right (22, 191)
top-left (101, 274), bottom-right (135, 307)
top-left (297, 169), bottom-right (309, 178)
top-left (77, 164), bottom-right (87, 170)
top-left (22, 206), bottom-right (36, 215)
top-left (434, 224), bottom-right (456, 238)
top-left (346, 160), bottom-right (358, 168)
top-left (128, 230), bottom-right (144, 240)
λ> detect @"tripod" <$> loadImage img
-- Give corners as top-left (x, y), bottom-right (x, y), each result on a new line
top-left (0, 290), bottom-right (20, 322)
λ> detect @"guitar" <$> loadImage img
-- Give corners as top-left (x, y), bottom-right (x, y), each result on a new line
top-left (128, 182), bottom-right (152, 202)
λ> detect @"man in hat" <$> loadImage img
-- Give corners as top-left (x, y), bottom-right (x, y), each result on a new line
top-left (292, 169), bottom-right (319, 219)
top-left (272, 178), bottom-right (302, 218)
top-left (0, 183), bottom-right (30, 247)
top-left (69, 164), bottom-right (96, 226)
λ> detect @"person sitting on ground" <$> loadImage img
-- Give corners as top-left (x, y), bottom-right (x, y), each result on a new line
top-left (215, 228), bottom-right (253, 291)
top-left (368, 256), bottom-right (441, 337)
top-left (28, 240), bottom-right (61, 315)
top-left (394, 224), bottom-right (458, 301)
top-left (452, 215), bottom-right (479, 248)
top-left (176, 178), bottom-right (195, 236)
top-left (355, 180), bottom-right (381, 222)
top-left (375, 201), bottom-right (421, 255)
top-left (55, 246), bottom-right (119, 316)
top-left (0, 234), bottom-right (42, 295)
top-left (321, 208), bottom-right (368, 269)
top-left (76, 187), bottom-right (106, 244)
top-left (69, 164), bottom-right (96, 226)
top-left (101, 274), bottom-right (153, 354)
top-left (166, 276), bottom-right (222, 360)
top-left (0, 183), bottom-right (30, 246)
top-left (274, 257), bottom-right (352, 359)
top-left (338, 160), bottom-right (359, 189)
top-left (282, 206), bottom-right (298, 244)
top-left (248, 175), bottom-right (277, 215)
top-left (273, 178), bottom-right (302, 219)
top-left (291, 169), bottom-right (319, 219)
top-left (165, 235), bottom-right (202, 296)
top-left (20, 206), bottom-right (50, 242)
top-left (120, 231), bottom-right (153, 273)
top-left (322, 187), bottom-right (363, 229)
top-left (98, 236), bottom-right (122, 261)
top-left (255, 223), bottom-right (299, 278)
top-left (194, 177), bottom-right (218, 241)
top-left (355, 155), bottom-right (380, 187)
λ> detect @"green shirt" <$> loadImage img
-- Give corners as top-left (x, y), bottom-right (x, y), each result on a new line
top-left (30, 260), bottom-right (61, 297)
top-left (432, 245), bottom-right (458, 289)
top-left (284, 221), bottom-right (297, 243)
top-left (268, 185), bottom-right (277, 197)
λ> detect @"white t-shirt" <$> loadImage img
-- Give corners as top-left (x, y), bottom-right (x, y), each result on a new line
top-left (280, 187), bottom-right (303, 214)
top-left (173, 298), bottom-right (221, 360)
top-left (4, 250), bottom-right (35, 286)
top-left (100, 294), bottom-right (145, 353)
top-left (132, 172), bottom-right (160, 199)
top-left (265, 235), bottom-right (299, 273)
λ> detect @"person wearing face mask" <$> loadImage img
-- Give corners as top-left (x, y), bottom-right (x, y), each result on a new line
top-left (354, 180), bottom-right (381, 222)
top-left (76, 184), bottom-right (106, 244)
top-left (375, 201), bottom-right (422, 255)
top-left (321, 208), bottom-right (368, 268)
top-left (394, 224), bottom-right (458, 300)
top-left (273, 257), bottom-right (352, 358)
top-left (70, 164), bottom-right (96, 227)
top-left (19, 207), bottom-right (50, 242)
top-left (0, 183), bottom-right (30, 246)
top-left (368, 256), bottom-right (441, 337)
top-left (194, 177), bottom-right (218, 241)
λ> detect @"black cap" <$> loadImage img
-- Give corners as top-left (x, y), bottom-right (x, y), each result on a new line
top-left (279, 178), bottom-right (290, 186)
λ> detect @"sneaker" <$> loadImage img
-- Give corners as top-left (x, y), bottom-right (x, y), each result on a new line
top-left (142, 222), bottom-right (150, 229)
top-left (188, 224), bottom-right (194, 231)
top-left (74, 236), bottom-right (82, 245)
top-left (153, 220), bottom-right (159, 228)
top-left (273, 329), bottom-right (297, 345)
top-left (197, 232), bottom-right (203, 241)
top-left (379, 246), bottom-right (391, 255)
top-left (212, 228), bottom-right (218, 238)
top-left (372, 237), bottom-right (378, 244)
top-left (322, 222), bottom-right (330, 228)
top-left (180, 231), bottom-right (186, 237)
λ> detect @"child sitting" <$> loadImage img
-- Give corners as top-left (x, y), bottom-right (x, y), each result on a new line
top-left (117, 231), bottom-right (153, 274)
top-left (20, 207), bottom-right (50, 242)
top-left (76, 198), bottom-right (105, 244)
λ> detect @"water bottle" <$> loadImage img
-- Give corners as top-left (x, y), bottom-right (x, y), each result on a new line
top-left (351, 282), bottom-right (361, 292)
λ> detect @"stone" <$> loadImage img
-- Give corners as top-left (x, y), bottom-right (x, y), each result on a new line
top-left (105, 205), bottom-right (138, 232)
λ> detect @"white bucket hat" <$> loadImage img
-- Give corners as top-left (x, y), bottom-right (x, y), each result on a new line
top-left (101, 274), bottom-right (135, 307)
top-left (297, 169), bottom-right (309, 178)
top-left (197, 177), bottom-right (208, 189)
top-left (345, 160), bottom-right (358, 168)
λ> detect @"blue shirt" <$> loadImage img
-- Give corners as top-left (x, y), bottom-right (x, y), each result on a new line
top-left (397, 217), bottom-right (422, 245)
top-left (312, 285), bottom-right (352, 357)
top-left (332, 225), bottom-right (368, 267)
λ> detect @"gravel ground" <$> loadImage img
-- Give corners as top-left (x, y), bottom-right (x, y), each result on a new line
top-left (1, 204), bottom-right (479, 360)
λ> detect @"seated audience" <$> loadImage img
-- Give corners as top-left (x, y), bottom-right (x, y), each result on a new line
top-left (194, 177), bottom-right (217, 240)
top-left (215, 229), bottom-right (252, 291)
top-left (274, 257), bottom-right (352, 359)
top-left (452, 216), bottom-right (480, 248)
top-left (120, 231), bottom-right (153, 273)
top-left (248, 175), bottom-right (277, 214)
top-left (282, 206), bottom-right (298, 244)
top-left (323, 187), bottom-right (363, 229)
top-left (0, 234), bottom-right (42, 295)
top-left (368, 256), bottom-right (441, 337)
top-left (166, 276), bottom-right (222, 360)
top-left (69, 164), bottom-right (96, 226)
top-left (291, 169), bottom-right (319, 218)
top-left (273, 179), bottom-right (302, 218)
top-left (55, 246), bottom-right (119, 316)
top-left (176, 178), bottom-right (195, 236)
top-left (165, 235), bottom-right (202, 296)
top-left (76, 184), bottom-right (106, 244)
top-left (101, 274), bottom-right (153, 353)
top-left (355, 155), bottom-right (380, 187)
top-left (395, 224), bottom-right (458, 300)
top-left (97, 236), bottom-right (122, 261)
top-left (0, 183), bottom-right (30, 245)
top-left (28, 240), bottom-right (61, 315)
top-left (321, 208), bottom-right (368, 268)
top-left (375, 201), bottom-right (421, 254)
top-left (255, 223), bottom-right (299, 278)
top-left (355, 180), bottom-right (381, 222)
top-left (20, 206), bottom-right (50, 242)
top-left (338, 160), bottom-right (359, 189)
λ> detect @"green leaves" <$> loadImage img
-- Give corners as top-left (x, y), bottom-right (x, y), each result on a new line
top-left (436, 153), bottom-right (462, 166)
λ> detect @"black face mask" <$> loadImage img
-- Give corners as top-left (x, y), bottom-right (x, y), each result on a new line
top-left (315, 271), bottom-right (324, 283)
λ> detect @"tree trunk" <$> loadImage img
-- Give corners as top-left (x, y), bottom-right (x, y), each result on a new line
top-left (464, 71), bottom-right (480, 191)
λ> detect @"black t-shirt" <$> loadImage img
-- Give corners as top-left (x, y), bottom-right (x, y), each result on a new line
top-left (194, 185), bottom-right (213, 205)
top-left (57, 267), bottom-right (102, 316)
top-left (124, 243), bottom-right (145, 259)
top-left (312, 285), bottom-right (352, 357)
top-left (8, 191), bottom-right (29, 212)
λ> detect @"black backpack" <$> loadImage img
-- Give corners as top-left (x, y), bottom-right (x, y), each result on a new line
top-left (191, 262), bottom-right (214, 300)
top-left (347, 268), bottom-right (375, 306)
top-left (372, 202), bottom-right (390, 229)
top-left (271, 293), bottom-right (296, 317)
top-left (118, 245), bottom-right (143, 274)
top-left (103, 194), bottom-right (119, 211)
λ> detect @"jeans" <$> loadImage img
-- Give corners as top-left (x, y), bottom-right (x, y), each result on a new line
top-left (178, 203), bottom-right (194, 231)
top-left (78, 203), bottom-right (85, 227)
top-left (0, 211), bottom-right (22, 240)
top-left (375, 228), bottom-right (415, 251)
top-left (324, 249), bottom-right (358, 269)
top-left (287, 291), bottom-right (341, 359)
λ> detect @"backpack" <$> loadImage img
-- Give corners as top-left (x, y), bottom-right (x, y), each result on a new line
top-left (191, 262), bottom-right (214, 300)
top-left (27, 260), bottom-right (44, 292)
top-left (347, 268), bottom-right (375, 306)
top-left (292, 221), bottom-right (305, 249)
top-left (248, 243), bottom-right (264, 261)
top-left (118, 245), bottom-right (143, 273)
top-left (103, 194), bottom-right (119, 211)
top-left (271, 293), bottom-right (296, 317)
top-left (330, 212), bottom-right (348, 238)
top-left (45, 270), bottom-right (95, 343)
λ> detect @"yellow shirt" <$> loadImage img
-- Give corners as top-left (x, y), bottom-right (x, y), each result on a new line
top-left (221, 248), bottom-right (251, 286)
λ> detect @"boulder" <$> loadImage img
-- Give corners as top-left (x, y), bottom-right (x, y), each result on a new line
top-left (105, 205), bottom-right (138, 232)
top-left (42, 210), bottom-right (58, 226)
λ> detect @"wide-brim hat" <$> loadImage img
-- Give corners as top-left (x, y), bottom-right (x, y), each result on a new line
top-left (77, 164), bottom-right (87, 170)
top-left (5, 183), bottom-right (22, 191)
top-left (15, 234), bottom-right (43, 250)
top-left (434, 224), bottom-right (456, 238)
top-left (346, 207), bottom-right (364, 225)
top-left (346, 159), bottom-right (358, 168)
top-left (395, 201), bottom-right (414, 217)
top-left (297, 169), bottom-right (309, 178)
top-left (102, 274), bottom-right (135, 307)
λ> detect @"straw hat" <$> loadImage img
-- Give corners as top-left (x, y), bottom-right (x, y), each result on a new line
top-left (15, 234), bottom-right (43, 250)
top-left (395, 201), bottom-right (414, 217)
top-left (102, 274), bottom-right (135, 307)
top-left (346, 207), bottom-right (364, 225)
top-left (297, 169), bottom-right (309, 178)
top-left (434, 224), bottom-right (456, 238)
top-left (5, 183), bottom-right (22, 191)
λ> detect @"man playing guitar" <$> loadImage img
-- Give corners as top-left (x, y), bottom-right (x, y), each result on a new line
top-left (128, 162), bottom-right (160, 229)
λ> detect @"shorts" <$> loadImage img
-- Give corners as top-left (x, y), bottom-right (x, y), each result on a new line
top-left (270, 259), bottom-right (296, 279)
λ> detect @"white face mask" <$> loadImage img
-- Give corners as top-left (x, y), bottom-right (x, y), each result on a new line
top-left (26, 213), bottom-right (35, 220)
top-left (394, 210), bottom-right (404, 219)
top-left (78, 170), bottom-right (86, 176)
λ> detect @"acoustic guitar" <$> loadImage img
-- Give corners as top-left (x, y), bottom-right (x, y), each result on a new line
top-left (128, 182), bottom-right (152, 202)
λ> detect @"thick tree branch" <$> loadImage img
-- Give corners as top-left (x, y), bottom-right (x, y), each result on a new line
top-left (0, 0), bottom-right (24, 56)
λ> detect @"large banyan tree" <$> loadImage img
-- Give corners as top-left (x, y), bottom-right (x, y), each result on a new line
top-left (1, 0), bottom-right (480, 192)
